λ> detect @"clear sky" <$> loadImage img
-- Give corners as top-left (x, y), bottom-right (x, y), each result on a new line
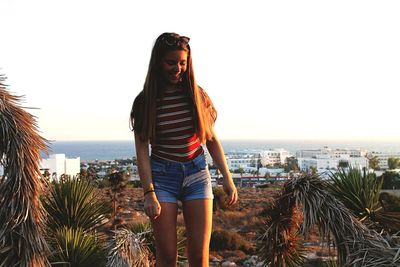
top-left (1, 0), bottom-right (399, 142)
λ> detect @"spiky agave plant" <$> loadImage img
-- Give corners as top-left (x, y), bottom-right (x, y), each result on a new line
top-left (0, 75), bottom-right (50, 266)
top-left (42, 175), bottom-right (111, 266)
top-left (259, 174), bottom-right (400, 267)
top-left (328, 168), bottom-right (382, 222)
top-left (42, 175), bottom-right (111, 234)
top-left (49, 226), bottom-right (107, 267)
top-left (328, 167), bottom-right (400, 232)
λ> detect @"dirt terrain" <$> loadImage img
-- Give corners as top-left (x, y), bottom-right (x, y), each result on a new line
top-left (96, 184), bottom-right (336, 266)
top-left (98, 185), bottom-right (284, 264)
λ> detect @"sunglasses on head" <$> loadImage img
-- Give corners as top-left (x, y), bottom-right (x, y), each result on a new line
top-left (161, 34), bottom-right (190, 47)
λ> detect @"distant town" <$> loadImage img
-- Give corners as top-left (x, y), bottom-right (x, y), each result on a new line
top-left (2, 146), bottom-right (398, 189)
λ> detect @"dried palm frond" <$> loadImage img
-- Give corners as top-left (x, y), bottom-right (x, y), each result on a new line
top-left (259, 174), bottom-right (400, 267)
top-left (127, 221), bottom-right (155, 256)
top-left (0, 75), bottom-right (50, 266)
top-left (341, 230), bottom-right (400, 267)
top-left (176, 226), bottom-right (187, 262)
top-left (259, 201), bottom-right (306, 267)
top-left (126, 221), bottom-right (187, 263)
top-left (107, 228), bottom-right (151, 267)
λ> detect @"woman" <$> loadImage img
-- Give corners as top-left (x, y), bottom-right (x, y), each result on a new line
top-left (130, 32), bottom-right (237, 267)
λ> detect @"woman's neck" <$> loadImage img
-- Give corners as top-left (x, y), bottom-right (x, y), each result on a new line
top-left (165, 84), bottom-right (178, 91)
top-left (164, 82), bottom-right (184, 93)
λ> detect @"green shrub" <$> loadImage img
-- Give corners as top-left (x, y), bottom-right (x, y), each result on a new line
top-left (210, 229), bottom-right (252, 253)
top-left (128, 180), bottom-right (142, 188)
top-left (380, 192), bottom-right (400, 212)
top-left (97, 179), bottom-right (110, 189)
top-left (213, 187), bottom-right (227, 211)
top-left (213, 186), bottom-right (238, 211)
top-left (256, 183), bottom-right (270, 189)
top-left (381, 171), bottom-right (400, 189)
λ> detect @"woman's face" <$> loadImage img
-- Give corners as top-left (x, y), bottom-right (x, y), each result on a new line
top-left (160, 49), bottom-right (188, 85)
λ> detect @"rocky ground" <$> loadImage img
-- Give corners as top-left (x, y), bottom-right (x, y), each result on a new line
top-left (98, 185), bottom-right (334, 266)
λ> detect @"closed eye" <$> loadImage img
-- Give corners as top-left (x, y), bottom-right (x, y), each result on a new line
top-left (166, 60), bottom-right (177, 65)
top-left (165, 60), bottom-right (187, 66)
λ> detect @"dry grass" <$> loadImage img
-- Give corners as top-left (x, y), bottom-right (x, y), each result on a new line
top-left (92, 186), bottom-right (278, 263)
top-left (42, 183), bottom-right (341, 264)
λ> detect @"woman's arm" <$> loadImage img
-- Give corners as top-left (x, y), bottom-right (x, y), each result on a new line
top-left (206, 130), bottom-right (238, 206)
top-left (134, 132), bottom-right (161, 219)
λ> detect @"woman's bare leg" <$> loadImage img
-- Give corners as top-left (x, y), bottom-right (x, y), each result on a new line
top-left (182, 199), bottom-right (213, 267)
top-left (150, 202), bottom-right (178, 267)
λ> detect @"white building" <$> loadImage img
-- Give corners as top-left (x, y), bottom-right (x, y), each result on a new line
top-left (226, 157), bottom-right (255, 170)
top-left (296, 147), bottom-right (368, 159)
top-left (0, 164), bottom-right (3, 176)
top-left (260, 149), bottom-right (290, 166)
top-left (40, 154), bottom-right (80, 180)
top-left (298, 154), bottom-right (368, 177)
top-left (226, 149), bottom-right (290, 171)
top-left (368, 151), bottom-right (400, 170)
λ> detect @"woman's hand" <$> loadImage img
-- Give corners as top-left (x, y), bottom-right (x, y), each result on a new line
top-left (205, 130), bottom-right (238, 206)
top-left (144, 192), bottom-right (161, 219)
top-left (223, 177), bottom-right (238, 206)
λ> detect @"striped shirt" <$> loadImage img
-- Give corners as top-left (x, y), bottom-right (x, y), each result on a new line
top-left (151, 88), bottom-right (203, 162)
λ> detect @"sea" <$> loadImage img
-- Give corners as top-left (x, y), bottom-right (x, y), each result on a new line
top-left (43, 140), bottom-right (400, 161)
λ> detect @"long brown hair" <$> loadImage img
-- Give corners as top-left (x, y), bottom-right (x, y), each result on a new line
top-left (130, 32), bottom-right (217, 144)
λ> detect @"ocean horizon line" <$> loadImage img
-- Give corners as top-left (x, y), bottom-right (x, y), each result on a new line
top-left (50, 138), bottom-right (399, 143)
top-left (43, 139), bottom-right (400, 161)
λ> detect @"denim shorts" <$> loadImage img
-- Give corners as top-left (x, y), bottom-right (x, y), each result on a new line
top-left (150, 153), bottom-right (214, 203)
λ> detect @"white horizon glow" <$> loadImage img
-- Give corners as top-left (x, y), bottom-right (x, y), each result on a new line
top-left (1, 0), bottom-right (399, 142)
